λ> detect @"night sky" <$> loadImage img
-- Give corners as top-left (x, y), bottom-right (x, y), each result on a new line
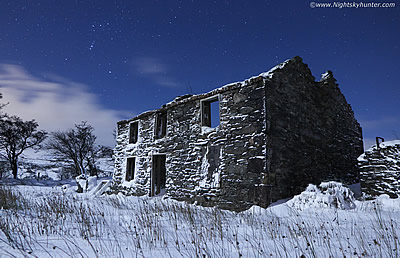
top-left (0, 0), bottom-right (398, 147)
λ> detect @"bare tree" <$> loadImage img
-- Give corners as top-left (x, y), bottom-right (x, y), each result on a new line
top-left (46, 121), bottom-right (100, 177)
top-left (0, 115), bottom-right (47, 179)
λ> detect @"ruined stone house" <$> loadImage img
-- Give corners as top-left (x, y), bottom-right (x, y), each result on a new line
top-left (110, 56), bottom-right (364, 211)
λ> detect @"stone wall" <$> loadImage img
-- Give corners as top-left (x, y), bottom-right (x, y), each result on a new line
top-left (111, 111), bottom-right (157, 196)
top-left (166, 77), bottom-right (266, 210)
top-left (358, 140), bottom-right (400, 198)
top-left (110, 56), bottom-right (363, 211)
top-left (110, 78), bottom-right (267, 211)
top-left (264, 57), bottom-right (363, 201)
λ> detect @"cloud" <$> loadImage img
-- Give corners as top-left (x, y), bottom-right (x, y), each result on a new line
top-left (132, 57), bottom-right (179, 88)
top-left (0, 64), bottom-right (128, 146)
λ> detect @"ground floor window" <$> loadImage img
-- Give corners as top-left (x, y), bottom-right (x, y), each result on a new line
top-left (126, 157), bottom-right (135, 181)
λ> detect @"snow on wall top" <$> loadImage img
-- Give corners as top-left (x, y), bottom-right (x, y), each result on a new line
top-left (258, 57), bottom-right (293, 78)
top-left (365, 140), bottom-right (400, 152)
top-left (358, 140), bottom-right (400, 162)
top-left (373, 140), bottom-right (400, 149)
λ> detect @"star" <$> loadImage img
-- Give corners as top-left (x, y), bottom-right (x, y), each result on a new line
top-left (89, 40), bottom-right (95, 51)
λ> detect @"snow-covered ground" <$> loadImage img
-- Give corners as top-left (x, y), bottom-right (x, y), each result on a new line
top-left (0, 180), bottom-right (399, 257)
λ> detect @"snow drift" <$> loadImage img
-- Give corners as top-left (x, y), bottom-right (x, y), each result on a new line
top-left (287, 181), bottom-right (356, 210)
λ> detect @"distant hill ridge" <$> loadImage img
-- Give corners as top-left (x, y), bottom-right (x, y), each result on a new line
top-left (3, 150), bottom-right (114, 180)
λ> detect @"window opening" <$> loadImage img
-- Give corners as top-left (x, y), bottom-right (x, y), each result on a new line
top-left (155, 112), bottom-right (167, 139)
top-left (201, 97), bottom-right (220, 127)
top-left (126, 157), bottom-right (135, 181)
top-left (151, 155), bottom-right (166, 196)
top-left (129, 122), bottom-right (138, 144)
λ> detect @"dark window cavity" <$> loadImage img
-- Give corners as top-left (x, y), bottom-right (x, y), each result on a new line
top-left (126, 157), bottom-right (135, 181)
top-left (201, 96), bottom-right (220, 127)
top-left (151, 155), bottom-right (166, 196)
top-left (155, 112), bottom-right (167, 139)
top-left (129, 122), bottom-right (138, 144)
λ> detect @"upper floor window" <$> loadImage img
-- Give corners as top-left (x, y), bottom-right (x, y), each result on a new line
top-left (201, 96), bottom-right (220, 127)
top-left (155, 112), bottom-right (167, 139)
top-left (129, 121), bottom-right (139, 144)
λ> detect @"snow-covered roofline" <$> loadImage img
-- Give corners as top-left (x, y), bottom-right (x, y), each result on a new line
top-left (118, 56), bottom-right (326, 125)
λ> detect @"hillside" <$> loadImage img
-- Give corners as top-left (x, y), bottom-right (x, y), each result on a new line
top-left (1, 150), bottom-right (114, 181)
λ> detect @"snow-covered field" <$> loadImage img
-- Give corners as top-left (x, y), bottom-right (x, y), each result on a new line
top-left (0, 180), bottom-right (399, 257)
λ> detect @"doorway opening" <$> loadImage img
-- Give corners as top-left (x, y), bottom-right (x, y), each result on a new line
top-left (151, 154), bottom-right (166, 196)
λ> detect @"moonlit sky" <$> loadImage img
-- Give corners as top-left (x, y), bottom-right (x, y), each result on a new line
top-left (0, 1), bottom-right (398, 147)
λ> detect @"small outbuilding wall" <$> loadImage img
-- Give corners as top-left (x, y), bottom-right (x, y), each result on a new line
top-left (358, 140), bottom-right (400, 198)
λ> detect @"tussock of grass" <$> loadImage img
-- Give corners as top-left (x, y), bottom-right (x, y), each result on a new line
top-left (0, 185), bottom-right (27, 210)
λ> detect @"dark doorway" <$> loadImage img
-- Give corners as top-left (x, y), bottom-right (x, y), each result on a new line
top-left (151, 155), bottom-right (166, 196)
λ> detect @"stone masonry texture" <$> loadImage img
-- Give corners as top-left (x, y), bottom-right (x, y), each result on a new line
top-left (109, 56), bottom-right (364, 211)
top-left (358, 141), bottom-right (400, 198)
